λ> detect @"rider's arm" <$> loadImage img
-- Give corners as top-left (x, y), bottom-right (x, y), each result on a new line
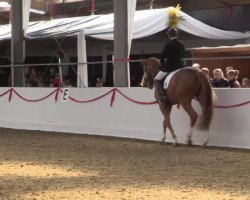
top-left (160, 44), bottom-right (168, 65)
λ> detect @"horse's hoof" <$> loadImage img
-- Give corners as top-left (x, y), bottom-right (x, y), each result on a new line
top-left (173, 142), bottom-right (179, 147)
top-left (187, 139), bottom-right (192, 146)
top-left (161, 137), bottom-right (166, 143)
top-left (202, 141), bottom-right (208, 147)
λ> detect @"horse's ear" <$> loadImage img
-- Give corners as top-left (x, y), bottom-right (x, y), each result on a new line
top-left (140, 59), bottom-right (146, 66)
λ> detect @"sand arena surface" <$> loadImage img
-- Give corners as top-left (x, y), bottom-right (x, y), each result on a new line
top-left (0, 128), bottom-right (249, 200)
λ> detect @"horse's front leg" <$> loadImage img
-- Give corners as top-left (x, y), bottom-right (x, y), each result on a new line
top-left (160, 104), bottom-right (178, 146)
top-left (161, 120), bottom-right (167, 143)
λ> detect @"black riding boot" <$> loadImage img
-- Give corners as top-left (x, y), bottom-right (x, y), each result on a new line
top-left (154, 80), bottom-right (167, 103)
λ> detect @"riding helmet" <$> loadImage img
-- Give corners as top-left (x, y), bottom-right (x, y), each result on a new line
top-left (167, 28), bottom-right (178, 37)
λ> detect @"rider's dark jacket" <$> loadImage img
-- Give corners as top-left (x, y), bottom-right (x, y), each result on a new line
top-left (160, 38), bottom-right (185, 73)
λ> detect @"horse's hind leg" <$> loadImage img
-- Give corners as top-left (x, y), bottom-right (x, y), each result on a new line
top-left (167, 118), bottom-right (178, 146)
top-left (162, 108), bottom-right (178, 146)
top-left (182, 102), bottom-right (198, 146)
top-left (202, 130), bottom-right (210, 147)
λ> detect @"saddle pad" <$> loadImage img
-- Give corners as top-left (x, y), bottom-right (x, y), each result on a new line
top-left (163, 69), bottom-right (180, 89)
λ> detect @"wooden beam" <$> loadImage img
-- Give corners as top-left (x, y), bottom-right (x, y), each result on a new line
top-left (53, 0), bottom-right (85, 4)
top-left (0, 0), bottom-right (47, 11)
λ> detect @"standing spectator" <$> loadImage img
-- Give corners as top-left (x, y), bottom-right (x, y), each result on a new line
top-left (192, 63), bottom-right (200, 69)
top-left (211, 68), bottom-right (229, 88)
top-left (242, 78), bottom-right (250, 88)
top-left (226, 66), bottom-right (234, 72)
top-left (201, 68), bottom-right (212, 82)
top-left (227, 70), bottom-right (241, 88)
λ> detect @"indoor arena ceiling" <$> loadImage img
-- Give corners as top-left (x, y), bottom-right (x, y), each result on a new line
top-left (1, 0), bottom-right (250, 24)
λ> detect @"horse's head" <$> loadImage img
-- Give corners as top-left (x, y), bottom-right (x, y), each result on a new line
top-left (140, 57), bottom-right (160, 89)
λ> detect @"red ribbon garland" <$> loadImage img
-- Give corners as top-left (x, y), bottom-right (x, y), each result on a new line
top-left (13, 88), bottom-right (58, 103)
top-left (0, 88), bottom-right (12, 98)
top-left (115, 89), bottom-right (157, 105)
top-left (59, 88), bottom-right (115, 104)
top-left (215, 101), bottom-right (250, 109)
top-left (0, 88), bottom-right (249, 109)
top-left (8, 88), bottom-right (13, 102)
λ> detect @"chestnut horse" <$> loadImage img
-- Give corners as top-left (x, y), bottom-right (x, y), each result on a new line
top-left (141, 57), bottom-right (215, 146)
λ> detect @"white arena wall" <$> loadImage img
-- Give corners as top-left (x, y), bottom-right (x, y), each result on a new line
top-left (0, 87), bottom-right (249, 149)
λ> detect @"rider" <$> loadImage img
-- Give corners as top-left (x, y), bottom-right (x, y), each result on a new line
top-left (154, 28), bottom-right (185, 103)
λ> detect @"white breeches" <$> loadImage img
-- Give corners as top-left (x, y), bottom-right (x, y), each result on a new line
top-left (155, 71), bottom-right (168, 81)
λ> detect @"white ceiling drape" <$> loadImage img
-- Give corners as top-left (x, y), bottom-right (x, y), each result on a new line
top-left (0, 7), bottom-right (249, 41)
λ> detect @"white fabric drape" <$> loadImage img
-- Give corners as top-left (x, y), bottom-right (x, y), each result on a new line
top-left (77, 30), bottom-right (88, 87)
top-left (22, 0), bottom-right (31, 35)
top-left (0, 8), bottom-right (250, 41)
top-left (127, 0), bottom-right (137, 54)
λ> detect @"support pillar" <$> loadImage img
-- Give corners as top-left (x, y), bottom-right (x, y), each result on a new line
top-left (11, 0), bottom-right (25, 87)
top-left (77, 30), bottom-right (88, 87)
top-left (113, 0), bottom-right (130, 87)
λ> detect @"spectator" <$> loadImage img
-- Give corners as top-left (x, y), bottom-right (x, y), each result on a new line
top-left (61, 76), bottom-right (73, 87)
top-left (49, 83), bottom-right (55, 87)
top-left (29, 68), bottom-right (37, 82)
top-left (36, 70), bottom-right (46, 87)
top-left (211, 68), bottom-right (229, 88)
top-left (242, 78), bottom-right (250, 88)
top-left (201, 68), bottom-right (212, 81)
top-left (25, 80), bottom-right (38, 87)
top-left (130, 76), bottom-right (138, 87)
top-left (227, 70), bottom-right (241, 88)
top-left (192, 63), bottom-right (200, 69)
top-left (226, 66), bottom-right (234, 72)
top-left (49, 67), bottom-right (57, 83)
top-left (24, 66), bottom-right (31, 80)
top-left (96, 78), bottom-right (104, 87)
top-left (53, 73), bottom-right (61, 87)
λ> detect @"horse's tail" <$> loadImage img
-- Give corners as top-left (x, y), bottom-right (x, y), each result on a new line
top-left (197, 71), bottom-right (215, 130)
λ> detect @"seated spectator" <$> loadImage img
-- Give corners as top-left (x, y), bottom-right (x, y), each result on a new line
top-left (24, 66), bottom-right (31, 80)
top-left (192, 63), bottom-right (200, 69)
top-left (61, 76), bottom-right (73, 87)
top-left (25, 80), bottom-right (38, 87)
top-left (96, 78), bottom-right (104, 87)
top-left (49, 83), bottom-right (55, 87)
top-left (201, 68), bottom-right (212, 81)
top-left (211, 68), bottom-right (229, 88)
top-left (53, 73), bottom-right (61, 87)
top-left (242, 78), bottom-right (250, 88)
top-left (36, 70), bottom-right (44, 85)
top-left (49, 67), bottom-right (57, 83)
top-left (227, 70), bottom-right (241, 88)
top-left (29, 68), bottom-right (37, 81)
